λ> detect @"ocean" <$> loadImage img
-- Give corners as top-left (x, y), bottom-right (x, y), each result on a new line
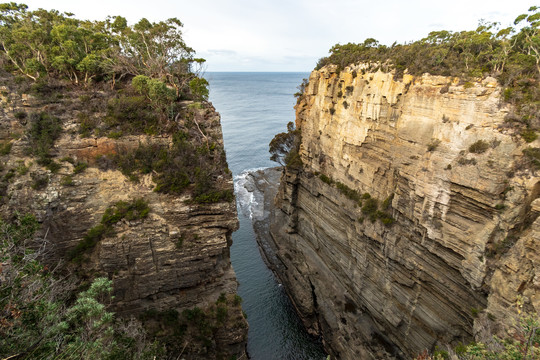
top-left (207, 72), bottom-right (327, 360)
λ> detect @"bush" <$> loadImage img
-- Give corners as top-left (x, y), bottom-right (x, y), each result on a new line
top-left (319, 174), bottom-right (334, 185)
top-left (336, 181), bottom-right (361, 202)
top-left (468, 140), bottom-right (490, 154)
top-left (27, 112), bottom-right (62, 163)
top-left (73, 161), bottom-right (88, 174)
top-left (269, 121), bottom-right (302, 169)
top-left (14, 111), bottom-right (27, 120)
top-left (522, 129), bottom-right (538, 143)
top-left (106, 95), bottom-right (157, 134)
top-left (0, 141), bottom-right (12, 155)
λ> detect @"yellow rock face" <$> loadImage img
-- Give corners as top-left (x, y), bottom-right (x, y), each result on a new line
top-left (270, 64), bottom-right (539, 358)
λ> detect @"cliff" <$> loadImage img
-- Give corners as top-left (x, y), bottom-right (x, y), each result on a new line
top-left (268, 65), bottom-right (540, 358)
top-left (0, 75), bottom-right (247, 358)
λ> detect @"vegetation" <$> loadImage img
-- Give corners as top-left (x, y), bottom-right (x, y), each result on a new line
top-left (0, 213), bottom-right (162, 359)
top-left (139, 293), bottom-right (245, 357)
top-left (269, 121), bottom-right (302, 169)
top-left (110, 130), bottom-right (231, 203)
top-left (68, 198), bottom-right (150, 263)
top-left (469, 140), bottom-right (490, 154)
top-left (0, 3), bottom-right (206, 97)
top-left (316, 173), bottom-right (395, 226)
top-left (0, 4), bottom-right (234, 203)
top-left (26, 112), bottom-right (62, 169)
top-left (416, 297), bottom-right (539, 360)
top-left (315, 6), bottom-right (540, 136)
top-left (0, 140), bottom-right (12, 155)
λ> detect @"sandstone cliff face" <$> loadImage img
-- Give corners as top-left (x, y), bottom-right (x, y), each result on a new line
top-left (0, 79), bottom-right (247, 358)
top-left (269, 65), bottom-right (540, 358)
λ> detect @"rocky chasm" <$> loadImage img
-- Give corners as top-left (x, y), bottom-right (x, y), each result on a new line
top-left (0, 79), bottom-right (247, 359)
top-left (264, 65), bottom-right (540, 358)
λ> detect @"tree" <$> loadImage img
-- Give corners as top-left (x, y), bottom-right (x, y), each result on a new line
top-left (269, 121), bottom-right (302, 169)
top-left (0, 213), bottom-right (161, 359)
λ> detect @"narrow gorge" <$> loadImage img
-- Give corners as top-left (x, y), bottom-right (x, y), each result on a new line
top-left (264, 65), bottom-right (540, 358)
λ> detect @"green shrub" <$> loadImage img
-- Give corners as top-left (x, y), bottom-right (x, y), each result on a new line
top-left (106, 95), bottom-right (157, 134)
top-left (107, 130), bottom-right (123, 139)
top-left (73, 161), bottom-right (88, 174)
top-left (0, 141), bottom-right (12, 155)
top-left (112, 131), bottom-right (228, 201)
top-left (362, 197), bottom-right (378, 215)
top-left (521, 129), bottom-right (538, 143)
top-left (468, 140), bottom-right (489, 154)
top-left (31, 172), bottom-right (48, 190)
top-left (61, 175), bottom-right (74, 186)
top-left (13, 111), bottom-right (27, 120)
top-left (233, 295), bottom-right (242, 306)
top-left (319, 174), bottom-right (334, 185)
top-left (27, 112), bottom-right (62, 164)
top-left (336, 181), bottom-right (361, 202)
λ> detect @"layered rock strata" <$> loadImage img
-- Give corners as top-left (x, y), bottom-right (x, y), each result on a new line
top-left (268, 65), bottom-right (540, 358)
top-left (0, 79), bottom-right (247, 358)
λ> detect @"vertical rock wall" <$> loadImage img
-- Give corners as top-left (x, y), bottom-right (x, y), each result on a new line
top-left (0, 80), bottom-right (247, 358)
top-left (269, 65), bottom-right (540, 358)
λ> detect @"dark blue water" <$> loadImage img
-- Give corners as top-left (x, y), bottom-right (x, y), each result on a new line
top-left (207, 72), bottom-right (327, 360)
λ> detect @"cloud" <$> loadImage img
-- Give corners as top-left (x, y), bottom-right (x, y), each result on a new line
top-left (21, 0), bottom-right (537, 71)
top-left (206, 49), bottom-right (238, 56)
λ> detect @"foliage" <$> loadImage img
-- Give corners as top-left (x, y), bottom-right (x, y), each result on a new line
top-left (269, 121), bottom-right (302, 169)
top-left (26, 112), bottom-right (62, 165)
top-left (105, 95), bottom-right (158, 134)
top-left (294, 78), bottom-right (309, 103)
top-left (73, 161), bottom-right (88, 174)
top-left (469, 140), bottom-right (490, 154)
top-left (0, 3), bottom-right (207, 99)
top-left (111, 130), bottom-right (230, 202)
top-left (417, 297), bottom-right (539, 360)
top-left (319, 174), bottom-right (334, 185)
top-left (316, 173), bottom-right (395, 226)
top-left (0, 140), bottom-right (12, 155)
top-left (68, 198), bottom-right (150, 262)
top-left (521, 129), bottom-right (538, 142)
top-left (140, 293), bottom-right (244, 358)
top-left (336, 181), bottom-right (361, 202)
top-left (314, 6), bottom-right (540, 132)
top-left (0, 213), bottom-right (160, 359)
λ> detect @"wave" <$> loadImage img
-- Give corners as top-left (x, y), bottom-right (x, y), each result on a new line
top-left (234, 167), bottom-right (269, 219)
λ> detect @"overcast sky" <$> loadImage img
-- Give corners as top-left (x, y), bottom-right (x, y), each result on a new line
top-left (20, 0), bottom-right (537, 72)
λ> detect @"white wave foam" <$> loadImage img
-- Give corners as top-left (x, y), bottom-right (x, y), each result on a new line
top-left (234, 167), bottom-right (269, 219)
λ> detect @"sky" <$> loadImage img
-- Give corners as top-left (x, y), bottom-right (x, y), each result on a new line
top-left (19, 0), bottom-right (538, 72)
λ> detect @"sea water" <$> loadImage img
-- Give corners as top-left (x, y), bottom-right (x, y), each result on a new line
top-left (207, 72), bottom-right (327, 360)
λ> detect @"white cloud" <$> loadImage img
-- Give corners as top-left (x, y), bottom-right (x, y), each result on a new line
top-left (20, 0), bottom-right (536, 71)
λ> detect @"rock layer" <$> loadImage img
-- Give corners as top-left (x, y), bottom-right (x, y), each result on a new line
top-left (268, 65), bottom-right (540, 358)
top-left (0, 79), bottom-right (247, 358)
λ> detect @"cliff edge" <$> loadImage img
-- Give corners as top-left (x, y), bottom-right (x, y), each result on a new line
top-left (268, 65), bottom-right (539, 358)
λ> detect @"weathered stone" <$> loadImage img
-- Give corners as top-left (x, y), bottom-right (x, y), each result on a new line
top-left (0, 83), bottom-right (247, 359)
top-left (268, 65), bottom-right (540, 359)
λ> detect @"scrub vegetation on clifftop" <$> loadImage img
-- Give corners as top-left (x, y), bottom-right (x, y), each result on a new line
top-left (316, 6), bottom-right (540, 143)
